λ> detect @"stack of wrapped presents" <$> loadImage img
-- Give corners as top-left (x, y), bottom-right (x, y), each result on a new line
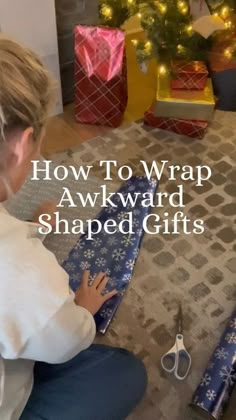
top-left (144, 61), bottom-right (216, 139)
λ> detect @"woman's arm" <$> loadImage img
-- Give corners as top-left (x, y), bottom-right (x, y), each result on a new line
top-left (19, 290), bottom-right (96, 364)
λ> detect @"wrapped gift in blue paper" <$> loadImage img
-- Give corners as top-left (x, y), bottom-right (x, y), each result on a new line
top-left (191, 308), bottom-right (236, 419)
top-left (62, 176), bottom-right (158, 333)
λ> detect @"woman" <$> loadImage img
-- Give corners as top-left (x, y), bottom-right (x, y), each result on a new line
top-left (0, 36), bottom-right (147, 420)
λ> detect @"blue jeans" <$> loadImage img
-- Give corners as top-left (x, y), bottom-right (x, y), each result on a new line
top-left (20, 344), bottom-right (147, 420)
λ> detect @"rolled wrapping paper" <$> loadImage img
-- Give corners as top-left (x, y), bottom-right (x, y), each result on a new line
top-left (191, 309), bottom-right (236, 419)
top-left (62, 176), bottom-right (158, 334)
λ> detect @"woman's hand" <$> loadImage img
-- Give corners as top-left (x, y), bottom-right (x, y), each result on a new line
top-left (74, 271), bottom-right (118, 315)
top-left (33, 200), bottom-right (57, 228)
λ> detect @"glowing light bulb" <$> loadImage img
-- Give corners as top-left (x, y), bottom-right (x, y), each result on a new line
top-left (137, 12), bottom-right (142, 19)
top-left (101, 5), bottom-right (113, 19)
top-left (131, 39), bottom-right (138, 46)
top-left (221, 6), bottom-right (230, 19)
top-left (178, 1), bottom-right (188, 14)
top-left (224, 48), bottom-right (232, 59)
top-left (214, 12), bottom-right (218, 17)
top-left (177, 44), bottom-right (184, 53)
top-left (158, 3), bottom-right (167, 14)
top-left (225, 20), bottom-right (232, 29)
top-left (145, 41), bottom-right (152, 52)
top-left (127, 0), bottom-right (134, 4)
top-left (158, 65), bottom-right (167, 75)
top-left (186, 24), bottom-right (193, 33)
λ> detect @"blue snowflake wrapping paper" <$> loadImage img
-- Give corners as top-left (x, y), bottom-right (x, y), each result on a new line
top-left (62, 176), bottom-right (158, 334)
top-left (191, 308), bottom-right (236, 419)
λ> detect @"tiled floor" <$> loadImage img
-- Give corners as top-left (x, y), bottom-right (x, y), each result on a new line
top-left (46, 110), bottom-right (236, 420)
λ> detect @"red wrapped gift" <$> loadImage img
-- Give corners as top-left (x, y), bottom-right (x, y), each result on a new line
top-left (74, 25), bottom-right (127, 127)
top-left (171, 61), bottom-right (208, 90)
top-left (144, 104), bottom-right (208, 139)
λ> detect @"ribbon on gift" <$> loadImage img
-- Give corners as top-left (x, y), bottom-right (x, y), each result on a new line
top-left (62, 176), bottom-right (158, 334)
top-left (191, 308), bottom-right (236, 419)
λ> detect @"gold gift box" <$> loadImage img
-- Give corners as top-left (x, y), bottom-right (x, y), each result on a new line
top-left (155, 73), bottom-right (215, 121)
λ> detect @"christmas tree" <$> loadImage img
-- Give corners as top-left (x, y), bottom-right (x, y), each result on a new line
top-left (99, 1), bottom-right (236, 63)
top-left (134, 1), bottom-right (210, 72)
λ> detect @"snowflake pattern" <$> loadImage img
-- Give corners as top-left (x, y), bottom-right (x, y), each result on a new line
top-left (133, 249), bottom-right (139, 259)
top-left (215, 347), bottom-right (229, 361)
top-left (80, 261), bottom-right (90, 270)
top-left (230, 318), bottom-right (236, 329)
top-left (61, 176), bottom-right (157, 333)
top-left (100, 307), bottom-right (114, 319)
top-left (107, 237), bottom-right (118, 246)
top-left (225, 332), bottom-right (236, 344)
top-left (126, 259), bottom-right (135, 270)
top-left (206, 390), bottom-right (217, 401)
top-left (112, 248), bottom-right (126, 261)
top-left (95, 257), bottom-right (106, 267)
top-left (194, 312), bottom-right (236, 414)
top-left (117, 211), bottom-right (130, 220)
top-left (83, 249), bottom-right (95, 259)
top-left (100, 247), bottom-right (108, 255)
top-left (197, 402), bottom-right (205, 409)
top-left (128, 184), bottom-right (136, 192)
top-left (133, 218), bottom-right (141, 228)
top-left (63, 262), bottom-right (76, 272)
top-left (150, 178), bottom-right (158, 187)
top-left (105, 268), bottom-right (111, 277)
top-left (93, 238), bottom-right (102, 248)
top-left (219, 366), bottom-right (236, 386)
top-left (121, 235), bottom-right (136, 247)
top-left (122, 273), bottom-right (132, 282)
top-left (74, 239), bottom-right (85, 250)
top-left (114, 264), bottom-right (122, 273)
top-left (200, 373), bottom-right (212, 387)
top-left (105, 206), bottom-right (117, 214)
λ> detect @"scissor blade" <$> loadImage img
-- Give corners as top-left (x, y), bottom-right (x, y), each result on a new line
top-left (177, 303), bottom-right (183, 334)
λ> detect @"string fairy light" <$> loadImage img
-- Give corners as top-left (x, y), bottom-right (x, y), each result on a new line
top-left (101, 4), bottom-right (113, 20)
top-left (225, 20), bottom-right (232, 29)
top-left (145, 40), bottom-right (152, 52)
top-left (221, 6), bottom-right (230, 19)
top-left (186, 24), bottom-right (193, 34)
top-left (158, 3), bottom-right (167, 14)
top-left (177, 1), bottom-right (188, 15)
top-left (158, 65), bottom-right (167, 75)
top-left (131, 39), bottom-right (138, 46)
top-left (177, 44), bottom-right (185, 53)
top-left (224, 48), bottom-right (232, 59)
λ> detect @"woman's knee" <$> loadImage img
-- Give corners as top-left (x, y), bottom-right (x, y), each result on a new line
top-left (114, 348), bottom-right (148, 402)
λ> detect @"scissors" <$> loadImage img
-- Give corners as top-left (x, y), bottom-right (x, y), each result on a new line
top-left (161, 303), bottom-right (192, 381)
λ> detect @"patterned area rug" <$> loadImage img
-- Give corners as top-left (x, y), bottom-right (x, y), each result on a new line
top-left (48, 110), bottom-right (236, 420)
top-left (7, 110), bottom-right (234, 420)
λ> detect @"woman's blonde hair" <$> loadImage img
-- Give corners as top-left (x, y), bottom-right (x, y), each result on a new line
top-left (0, 35), bottom-right (55, 143)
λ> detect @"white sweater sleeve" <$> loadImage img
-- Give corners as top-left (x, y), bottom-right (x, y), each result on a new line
top-left (19, 291), bottom-right (96, 364)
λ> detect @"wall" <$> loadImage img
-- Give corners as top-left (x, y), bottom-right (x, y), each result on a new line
top-left (55, 0), bottom-right (99, 104)
top-left (0, 0), bottom-right (63, 115)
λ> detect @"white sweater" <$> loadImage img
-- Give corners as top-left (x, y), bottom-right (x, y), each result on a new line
top-left (0, 205), bottom-right (96, 420)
